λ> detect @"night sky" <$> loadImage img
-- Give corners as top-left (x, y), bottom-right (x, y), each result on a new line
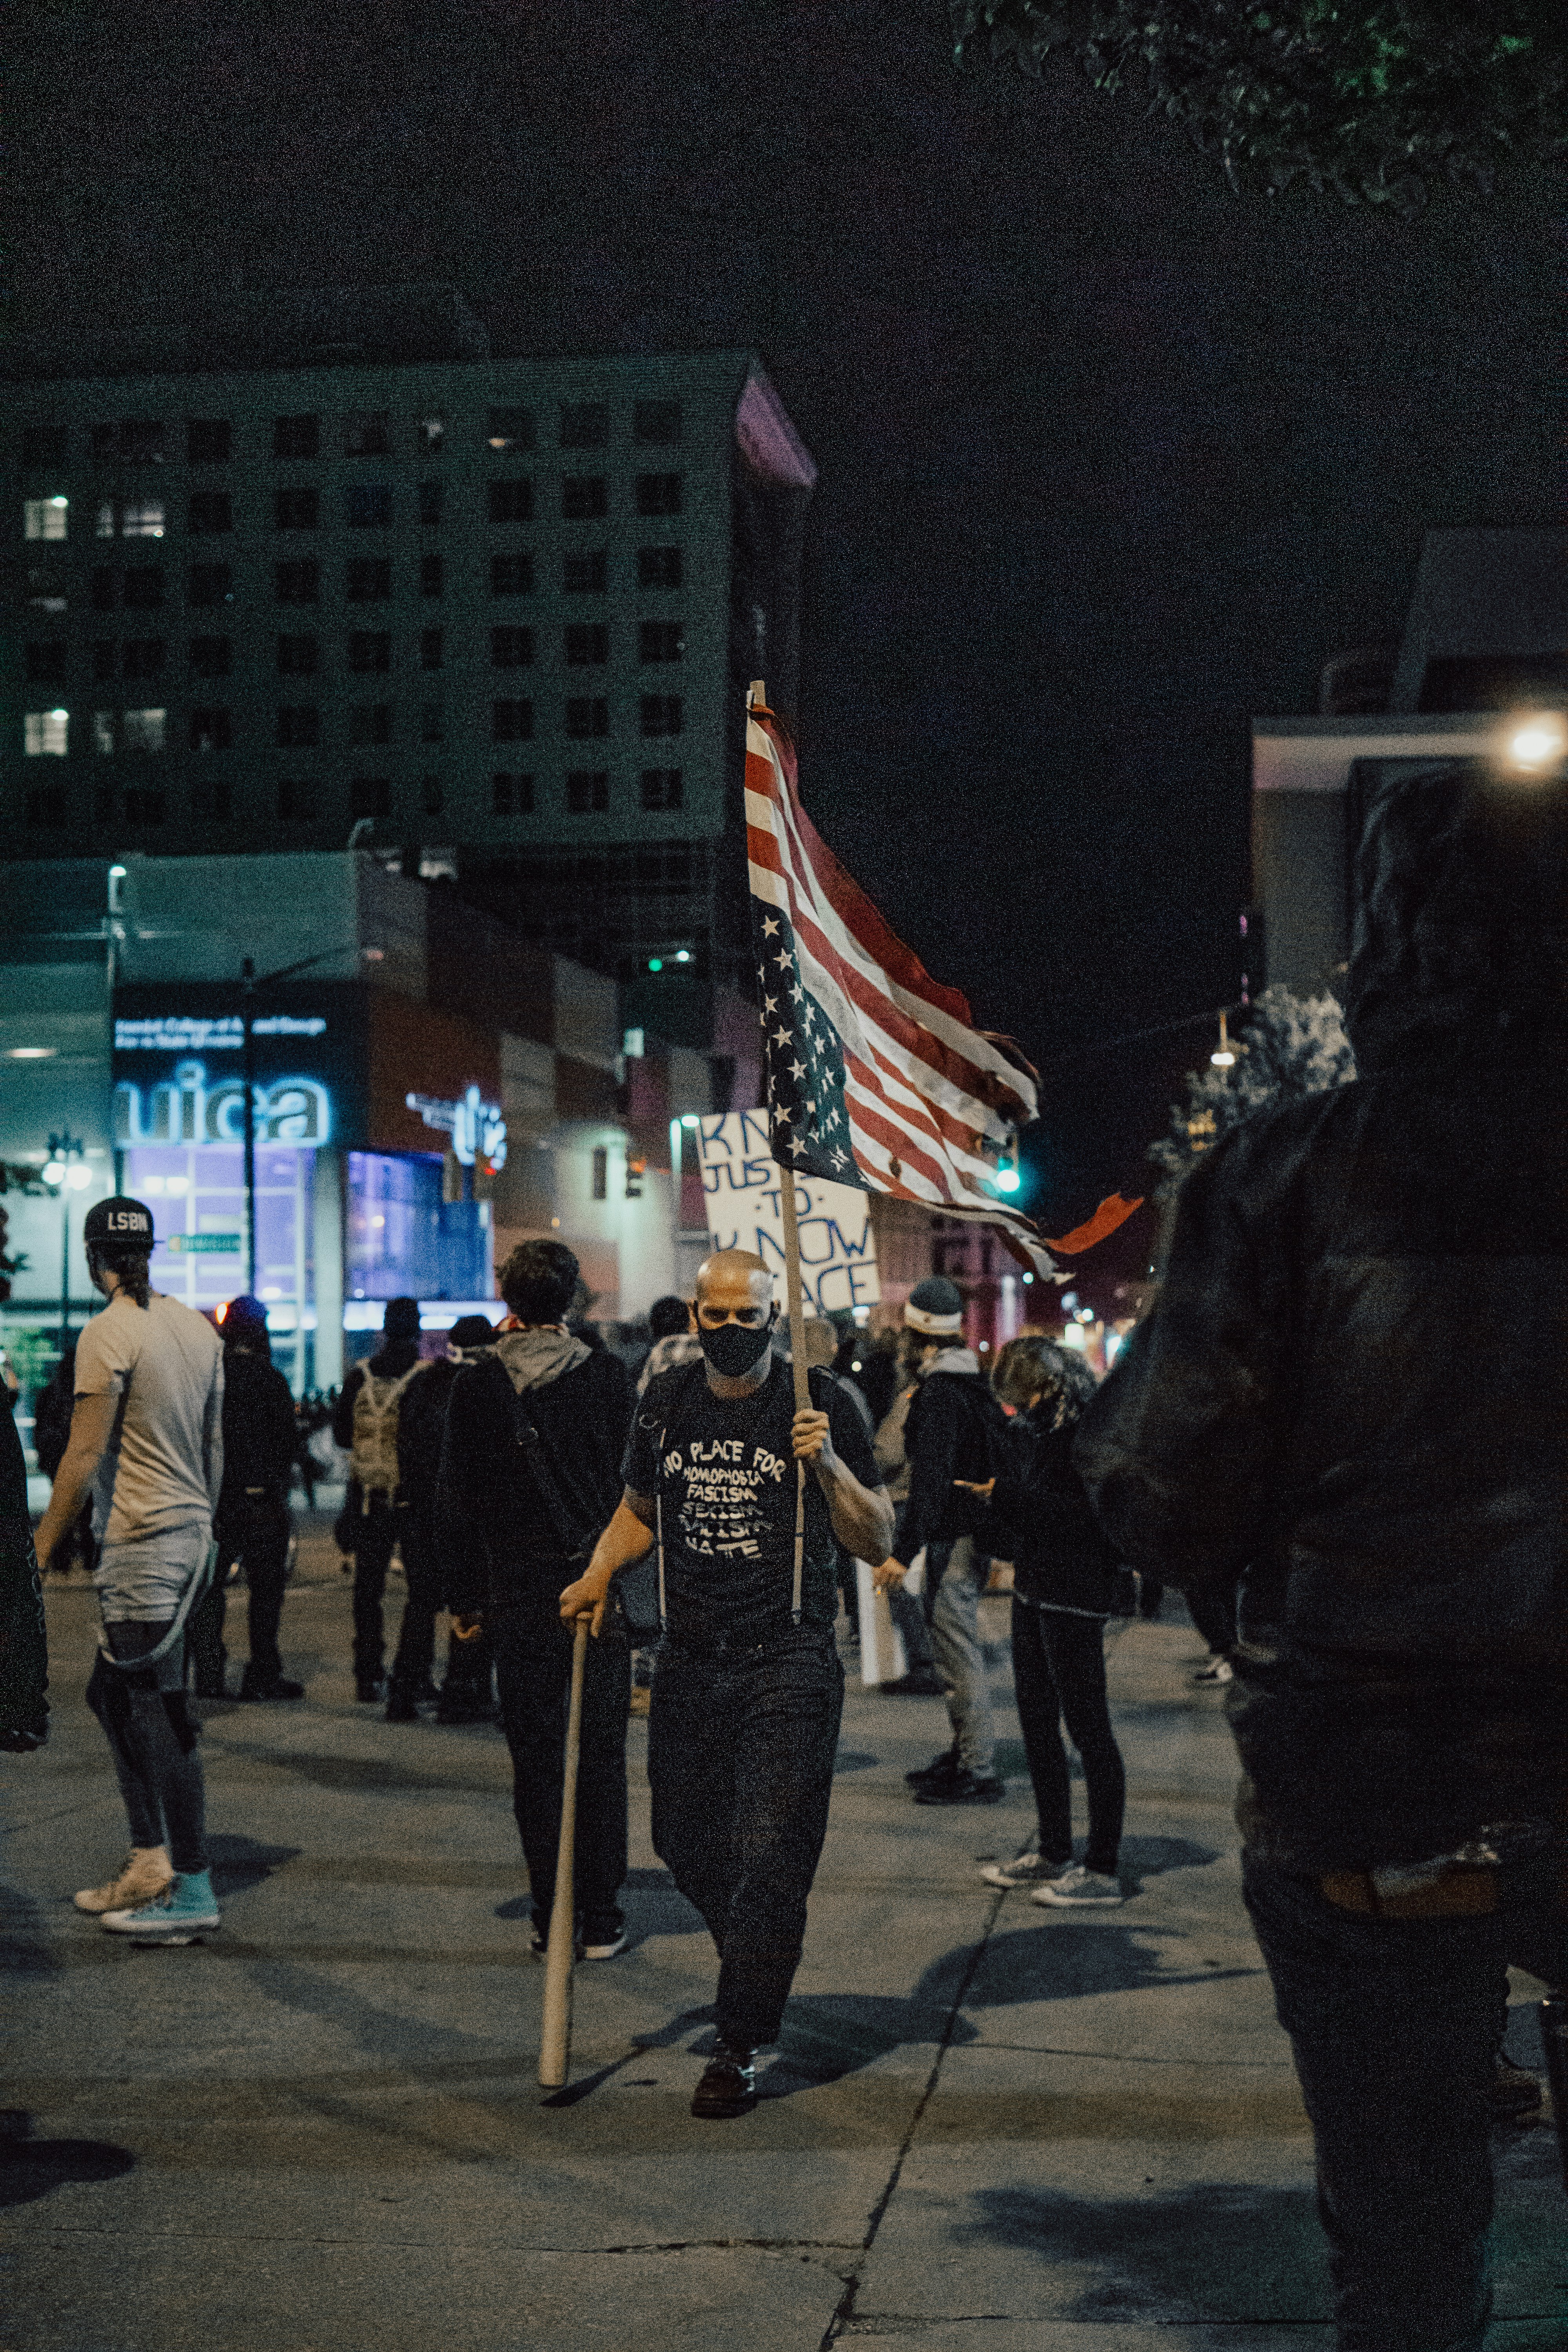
top-left (15, 0), bottom-right (1561, 1267)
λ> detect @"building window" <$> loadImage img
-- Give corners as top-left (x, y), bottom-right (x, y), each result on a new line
top-left (91, 568), bottom-right (116, 610)
top-left (96, 501), bottom-right (116, 538)
top-left (123, 787), bottom-right (167, 826)
top-left (493, 698), bottom-right (535, 742)
top-left (638, 545), bottom-right (682, 589)
top-left (489, 479), bottom-right (533, 523)
top-left (560, 402), bottom-right (609, 448)
top-left (348, 703), bottom-right (392, 746)
top-left (276, 706), bottom-right (320, 748)
top-left (275, 560), bottom-right (319, 604)
top-left (416, 416), bottom-right (445, 454)
top-left (123, 708), bottom-right (167, 752)
top-left (188, 492), bottom-right (232, 534)
top-left (639, 620), bottom-right (683, 662)
top-left (566, 697), bottom-right (609, 739)
top-left (492, 771), bottom-right (534, 815)
top-left (278, 777), bottom-right (317, 821)
top-left (191, 779), bottom-right (232, 820)
top-left (420, 552), bottom-right (444, 597)
top-left (98, 419), bottom-right (164, 465)
top-left (348, 630), bottom-right (392, 673)
top-left (419, 701), bottom-right (443, 743)
top-left (273, 415), bottom-right (320, 459)
top-left (186, 636), bottom-right (229, 678)
top-left (277, 633), bottom-right (318, 675)
top-left (25, 784), bottom-right (67, 829)
top-left (592, 1145), bottom-right (609, 1200)
top-left (93, 641), bottom-right (116, 680)
top-left (22, 426), bottom-right (67, 466)
top-left (562, 474), bottom-right (608, 520)
top-left (491, 552), bottom-right (534, 595)
top-left (565, 769), bottom-right (609, 813)
top-left (91, 780), bottom-right (116, 824)
top-left (188, 708), bottom-right (231, 753)
top-left (24, 710), bottom-right (69, 756)
top-left (93, 711), bottom-right (116, 754)
top-left (487, 407), bottom-right (535, 451)
top-left (121, 568), bottom-right (164, 608)
top-left (418, 480), bottom-right (443, 525)
top-left (276, 486), bottom-right (319, 530)
top-left (637, 473), bottom-right (683, 517)
top-left (24, 496), bottom-right (69, 541)
top-left (419, 626), bottom-right (444, 670)
top-left (563, 550), bottom-right (607, 594)
top-left (25, 642), bottom-right (67, 683)
top-left (350, 775), bottom-right (391, 819)
top-left (640, 693), bottom-right (683, 737)
top-left (634, 399), bottom-right (682, 444)
top-left (565, 623), bottom-right (609, 666)
top-left (122, 638), bottom-right (166, 679)
top-left (640, 766), bottom-right (683, 810)
top-left (346, 558), bottom-right (392, 600)
top-left (345, 483), bottom-right (392, 528)
top-left (189, 563), bottom-right (234, 606)
top-left (421, 773), bottom-right (445, 816)
top-left (344, 411), bottom-right (391, 456)
top-left (492, 626), bottom-right (534, 667)
top-left (187, 419), bottom-right (231, 463)
top-left (122, 502), bottom-right (166, 538)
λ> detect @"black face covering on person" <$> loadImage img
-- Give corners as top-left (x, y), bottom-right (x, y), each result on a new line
top-left (697, 1310), bottom-right (778, 1379)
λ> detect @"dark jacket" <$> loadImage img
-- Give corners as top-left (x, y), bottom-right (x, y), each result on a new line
top-left (991, 1404), bottom-right (1120, 1616)
top-left (218, 1345), bottom-right (298, 1507)
top-left (397, 1355), bottom-right (460, 1519)
top-left (1076, 760), bottom-right (1568, 1874)
top-left (31, 1356), bottom-right (75, 1482)
top-left (895, 1353), bottom-right (1005, 1566)
top-left (0, 1401), bottom-right (47, 1746)
top-left (437, 1332), bottom-right (633, 1613)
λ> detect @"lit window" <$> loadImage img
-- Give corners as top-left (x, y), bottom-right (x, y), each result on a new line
top-left (22, 495), bottom-right (68, 540)
top-left (95, 502), bottom-right (116, 539)
top-left (93, 712), bottom-right (115, 754)
top-left (125, 709), bottom-right (167, 753)
top-left (486, 407), bottom-right (535, 451)
top-left (122, 502), bottom-right (166, 538)
top-left (24, 710), bottom-right (69, 756)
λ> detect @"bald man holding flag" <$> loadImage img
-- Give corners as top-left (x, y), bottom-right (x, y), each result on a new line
top-left (561, 1249), bottom-right (893, 2117)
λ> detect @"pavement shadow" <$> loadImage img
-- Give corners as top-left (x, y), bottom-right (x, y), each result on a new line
top-left (207, 1833), bottom-right (302, 1898)
top-left (1114, 1833), bottom-right (1223, 1889)
top-left (958, 2177), bottom-right (1327, 2322)
top-left (496, 1867), bottom-right (709, 1946)
top-left (834, 1748), bottom-right (880, 1775)
top-left (0, 1881), bottom-right (61, 1978)
top-left (0, 2110), bottom-right (136, 2210)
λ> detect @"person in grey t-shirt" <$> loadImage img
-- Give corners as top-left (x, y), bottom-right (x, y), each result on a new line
top-left (34, 1196), bottom-right (225, 1943)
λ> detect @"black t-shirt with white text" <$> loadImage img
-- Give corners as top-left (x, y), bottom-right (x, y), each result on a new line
top-left (624, 1356), bottom-right (882, 1641)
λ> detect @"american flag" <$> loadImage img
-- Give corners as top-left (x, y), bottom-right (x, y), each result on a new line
top-left (744, 688), bottom-right (1059, 1278)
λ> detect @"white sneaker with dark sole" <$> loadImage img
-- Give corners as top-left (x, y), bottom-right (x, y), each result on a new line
top-left (979, 1851), bottom-right (1073, 1890)
top-left (1192, 1658), bottom-right (1234, 1684)
top-left (100, 1869), bottom-right (221, 1944)
top-left (1032, 1864), bottom-right (1124, 1907)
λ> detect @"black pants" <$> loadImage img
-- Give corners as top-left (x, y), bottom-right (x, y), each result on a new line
top-left (1187, 1582), bottom-right (1237, 1660)
top-left (350, 1501), bottom-right (443, 1686)
top-left (189, 1492), bottom-right (291, 1691)
top-left (1011, 1598), bottom-right (1125, 1878)
top-left (491, 1596), bottom-right (630, 1935)
top-left (87, 1622), bottom-right (207, 1875)
top-left (650, 1623), bottom-right (843, 2052)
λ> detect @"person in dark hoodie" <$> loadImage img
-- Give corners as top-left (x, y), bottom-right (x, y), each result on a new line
top-left (0, 1396), bottom-right (48, 1754)
top-left (188, 1296), bottom-right (303, 1702)
top-left (330, 1297), bottom-right (431, 1704)
top-left (395, 1312), bottom-right (500, 1723)
top-left (439, 1242), bottom-right (633, 1956)
top-left (961, 1333), bottom-right (1127, 1902)
top-left (1074, 757), bottom-right (1568, 2352)
top-left (31, 1340), bottom-right (95, 1580)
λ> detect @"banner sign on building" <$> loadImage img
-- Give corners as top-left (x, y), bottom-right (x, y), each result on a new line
top-left (697, 1111), bottom-right (880, 1314)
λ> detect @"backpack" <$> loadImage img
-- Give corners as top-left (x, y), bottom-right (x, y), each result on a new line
top-left (909, 1370), bottom-right (1016, 1544)
top-left (350, 1363), bottom-right (422, 1504)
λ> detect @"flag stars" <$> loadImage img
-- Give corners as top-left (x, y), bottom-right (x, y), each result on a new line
top-left (772, 1025), bottom-right (792, 1046)
top-left (761, 915), bottom-right (780, 936)
top-left (773, 951), bottom-right (793, 971)
top-left (789, 1059), bottom-right (806, 1080)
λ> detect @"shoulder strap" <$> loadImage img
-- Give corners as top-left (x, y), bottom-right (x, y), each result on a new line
top-left (505, 1373), bottom-right (589, 1557)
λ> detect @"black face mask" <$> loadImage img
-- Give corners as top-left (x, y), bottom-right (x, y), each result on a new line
top-left (698, 1311), bottom-right (776, 1377)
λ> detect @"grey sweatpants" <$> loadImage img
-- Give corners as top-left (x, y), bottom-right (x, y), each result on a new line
top-left (931, 1536), bottom-right (995, 1775)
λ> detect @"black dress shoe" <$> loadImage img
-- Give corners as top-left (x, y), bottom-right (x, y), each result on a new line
top-left (355, 1675), bottom-right (385, 1704)
top-left (914, 1766), bottom-right (1006, 1806)
top-left (691, 2046), bottom-right (758, 2118)
top-left (384, 1688), bottom-right (420, 1723)
top-left (905, 1744), bottom-right (960, 1789)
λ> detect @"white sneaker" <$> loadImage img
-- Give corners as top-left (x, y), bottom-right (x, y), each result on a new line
top-left (979, 1851), bottom-right (1073, 1890)
top-left (1192, 1657), bottom-right (1234, 1684)
top-left (74, 1845), bottom-right (173, 1915)
top-left (581, 1931), bottom-right (628, 1962)
top-left (1032, 1864), bottom-right (1123, 1907)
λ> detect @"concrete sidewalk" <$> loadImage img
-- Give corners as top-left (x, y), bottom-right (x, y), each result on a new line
top-left (1, 1559), bottom-right (1562, 2352)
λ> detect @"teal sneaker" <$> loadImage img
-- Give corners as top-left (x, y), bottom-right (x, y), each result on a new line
top-left (101, 1868), bottom-right (221, 1944)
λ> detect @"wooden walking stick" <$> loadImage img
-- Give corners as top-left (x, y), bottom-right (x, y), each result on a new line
top-left (538, 1615), bottom-right (590, 2089)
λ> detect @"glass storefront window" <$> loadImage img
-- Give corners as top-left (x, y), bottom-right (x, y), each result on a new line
top-left (346, 1151), bottom-right (490, 1302)
top-left (123, 1140), bottom-right (319, 1394)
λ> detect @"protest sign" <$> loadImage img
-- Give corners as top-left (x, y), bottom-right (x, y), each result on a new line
top-left (696, 1110), bottom-right (880, 1315)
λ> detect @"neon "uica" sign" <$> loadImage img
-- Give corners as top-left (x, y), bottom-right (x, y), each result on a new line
top-left (114, 1057), bottom-right (332, 1146)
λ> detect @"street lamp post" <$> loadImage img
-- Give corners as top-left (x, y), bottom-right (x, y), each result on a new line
top-left (42, 1131), bottom-right (90, 1343)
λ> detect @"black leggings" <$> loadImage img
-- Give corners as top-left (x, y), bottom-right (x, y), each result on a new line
top-left (87, 1623), bottom-right (208, 1875)
top-left (1010, 1599), bottom-right (1125, 1878)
